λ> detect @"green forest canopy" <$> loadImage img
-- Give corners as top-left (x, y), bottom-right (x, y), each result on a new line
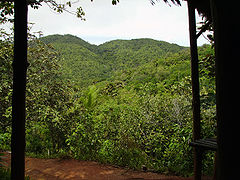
top-left (40, 34), bottom-right (187, 87)
top-left (0, 32), bottom-right (216, 176)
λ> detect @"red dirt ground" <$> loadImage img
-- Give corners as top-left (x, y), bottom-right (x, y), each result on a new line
top-left (2, 152), bottom-right (212, 180)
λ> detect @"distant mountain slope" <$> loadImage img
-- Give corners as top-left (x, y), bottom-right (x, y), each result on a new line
top-left (40, 34), bottom-right (187, 87)
top-left (41, 34), bottom-right (105, 86)
top-left (98, 38), bottom-right (186, 72)
top-left (41, 34), bottom-right (98, 53)
top-left (99, 38), bottom-right (184, 53)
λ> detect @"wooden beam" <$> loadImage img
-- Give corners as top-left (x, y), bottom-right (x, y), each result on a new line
top-left (210, 0), bottom-right (239, 179)
top-left (11, 0), bottom-right (28, 179)
top-left (187, 0), bottom-right (201, 148)
top-left (187, 1), bottom-right (202, 180)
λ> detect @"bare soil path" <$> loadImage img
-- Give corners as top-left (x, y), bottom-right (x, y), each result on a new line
top-left (3, 152), bottom-right (211, 180)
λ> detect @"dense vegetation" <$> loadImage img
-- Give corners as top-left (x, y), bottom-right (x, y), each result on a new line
top-left (0, 33), bottom-right (216, 176)
top-left (40, 34), bottom-right (185, 86)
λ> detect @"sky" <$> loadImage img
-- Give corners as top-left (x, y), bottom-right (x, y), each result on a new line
top-left (26, 0), bottom-right (209, 46)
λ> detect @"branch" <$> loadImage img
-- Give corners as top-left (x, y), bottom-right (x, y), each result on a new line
top-left (0, 0), bottom-right (86, 21)
top-left (196, 20), bottom-right (212, 39)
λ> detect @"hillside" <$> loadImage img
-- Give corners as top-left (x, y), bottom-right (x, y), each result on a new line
top-left (40, 34), bottom-right (187, 86)
top-left (98, 38), bottom-right (185, 73)
top-left (41, 34), bottom-right (103, 85)
top-left (1, 32), bottom-right (216, 177)
top-left (40, 34), bottom-right (98, 53)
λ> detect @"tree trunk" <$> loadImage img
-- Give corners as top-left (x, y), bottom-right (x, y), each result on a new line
top-left (11, 0), bottom-right (28, 179)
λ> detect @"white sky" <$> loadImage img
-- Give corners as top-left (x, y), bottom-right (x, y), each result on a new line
top-left (27, 0), bottom-right (208, 46)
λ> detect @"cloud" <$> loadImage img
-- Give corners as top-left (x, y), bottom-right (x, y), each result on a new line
top-left (28, 0), bottom-right (208, 46)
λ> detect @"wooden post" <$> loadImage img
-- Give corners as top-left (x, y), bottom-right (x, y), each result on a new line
top-left (210, 0), bottom-right (239, 179)
top-left (187, 2), bottom-right (202, 180)
top-left (11, 0), bottom-right (28, 179)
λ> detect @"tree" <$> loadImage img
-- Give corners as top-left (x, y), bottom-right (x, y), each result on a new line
top-left (0, 1), bottom-right (85, 179)
top-left (0, 1), bottom-right (129, 179)
top-left (0, 32), bottom-right (13, 133)
top-left (2, 0), bottom-right (226, 179)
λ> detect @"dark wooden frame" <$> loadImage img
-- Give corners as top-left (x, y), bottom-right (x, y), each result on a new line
top-left (187, 0), bottom-right (239, 180)
top-left (11, 0), bottom-right (28, 179)
top-left (187, 1), bottom-right (202, 180)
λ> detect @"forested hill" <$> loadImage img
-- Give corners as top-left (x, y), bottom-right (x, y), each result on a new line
top-left (40, 34), bottom-right (187, 86)
top-left (40, 34), bottom-right (98, 53)
top-left (1, 31), bottom-right (215, 177)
